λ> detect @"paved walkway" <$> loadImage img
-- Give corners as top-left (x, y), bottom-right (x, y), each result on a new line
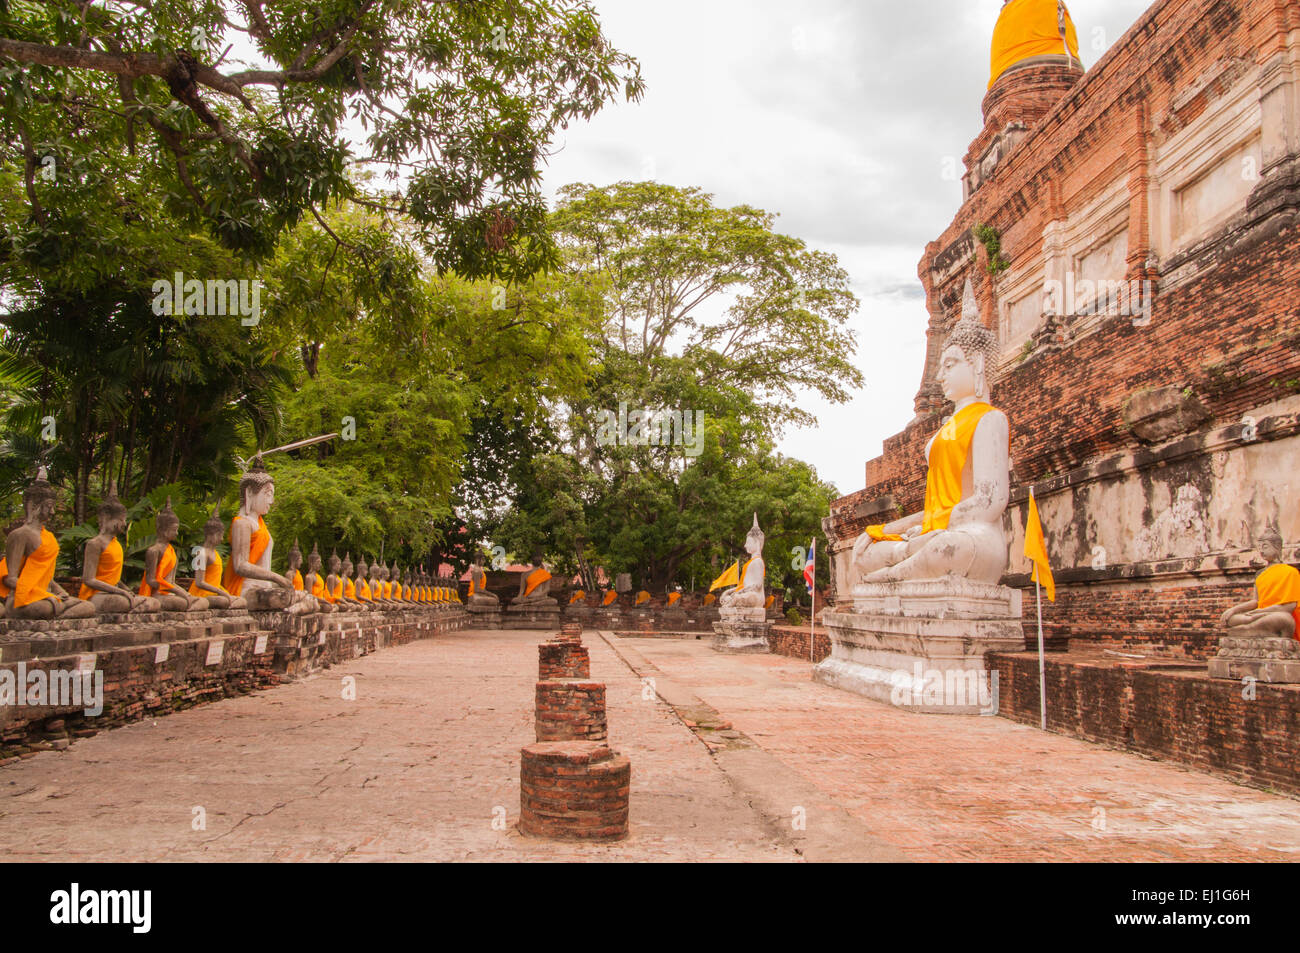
top-left (2, 627), bottom-right (1298, 861)
top-left (612, 634), bottom-right (1300, 861)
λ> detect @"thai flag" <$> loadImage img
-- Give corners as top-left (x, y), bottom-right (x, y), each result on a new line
top-left (804, 538), bottom-right (816, 595)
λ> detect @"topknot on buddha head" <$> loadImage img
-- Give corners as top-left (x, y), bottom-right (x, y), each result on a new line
top-left (745, 512), bottom-right (765, 555)
top-left (1258, 522), bottom-right (1284, 558)
top-left (97, 481), bottom-right (127, 521)
top-left (202, 502), bottom-right (224, 538)
top-left (238, 454), bottom-right (274, 510)
top-left (24, 466), bottom-right (57, 511)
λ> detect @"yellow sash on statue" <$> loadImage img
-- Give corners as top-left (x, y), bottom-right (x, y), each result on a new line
top-left (1256, 563), bottom-right (1300, 635)
top-left (81, 537), bottom-right (126, 600)
top-left (16, 529), bottom-right (60, 607)
top-left (139, 544), bottom-right (177, 597)
top-left (188, 549), bottom-right (229, 598)
top-left (602, 590), bottom-right (617, 606)
top-left (524, 567), bottom-right (551, 596)
top-left (922, 402), bottom-right (995, 534)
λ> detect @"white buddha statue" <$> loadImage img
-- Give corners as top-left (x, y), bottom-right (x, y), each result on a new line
top-left (719, 515), bottom-right (766, 609)
top-left (851, 292), bottom-right (1010, 586)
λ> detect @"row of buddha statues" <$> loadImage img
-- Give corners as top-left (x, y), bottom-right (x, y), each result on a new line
top-left (0, 463), bottom-right (463, 621)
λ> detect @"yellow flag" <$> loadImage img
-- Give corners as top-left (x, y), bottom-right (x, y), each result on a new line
top-left (709, 559), bottom-right (740, 592)
top-left (1024, 489), bottom-right (1055, 602)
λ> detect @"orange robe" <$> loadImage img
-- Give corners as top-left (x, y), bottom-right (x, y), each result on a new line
top-left (571, 590), bottom-right (586, 604)
top-left (311, 572), bottom-right (332, 602)
top-left (602, 590), bottom-right (618, 606)
top-left (1255, 564), bottom-right (1300, 638)
top-left (222, 517), bottom-right (269, 597)
top-left (188, 549), bottom-right (228, 598)
top-left (345, 578), bottom-right (357, 600)
top-left (523, 567), bottom-right (551, 596)
top-left (667, 592), bottom-right (681, 606)
top-left (139, 544), bottom-right (177, 597)
top-left (15, 529), bottom-right (61, 607)
top-left (291, 569), bottom-right (304, 591)
top-left (358, 579), bottom-right (372, 601)
top-left (922, 402), bottom-right (996, 534)
top-left (80, 537), bottom-right (126, 600)
top-left (332, 578), bottom-right (344, 602)
top-left (0, 556), bottom-right (8, 599)
top-left (383, 581), bottom-right (393, 599)
top-left (635, 590), bottom-right (650, 605)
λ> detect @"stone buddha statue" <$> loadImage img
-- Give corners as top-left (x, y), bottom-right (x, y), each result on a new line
top-left (306, 543), bottom-right (335, 611)
top-left (339, 552), bottom-right (363, 606)
top-left (355, 555), bottom-right (374, 604)
top-left (393, 564), bottom-right (408, 601)
top-left (326, 549), bottom-right (348, 605)
top-left (719, 514), bottom-right (767, 609)
top-left (369, 559), bottom-right (391, 604)
top-left (851, 304), bottom-right (1010, 586)
top-left (0, 467), bottom-right (95, 619)
top-left (187, 504), bottom-right (246, 610)
top-left (140, 498), bottom-right (209, 612)
top-left (1219, 526), bottom-right (1299, 639)
top-left (512, 549), bottom-right (555, 607)
top-left (468, 558), bottom-right (494, 605)
top-left (287, 539), bottom-right (305, 592)
top-left (222, 457), bottom-right (311, 612)
top-left (79, 485), bottom-right (157, 614)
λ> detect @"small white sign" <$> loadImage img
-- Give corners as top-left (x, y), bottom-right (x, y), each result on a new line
top-left (205, 641), bottom-right (224, 666)
top-left (317, 630), bottom-right (326, 645)
top-left (253, 634), bottom-right (269, 655)
top-left (76, 653), bottom-right (96, 673)
top-left (154, 643), bottom-right (170, 664)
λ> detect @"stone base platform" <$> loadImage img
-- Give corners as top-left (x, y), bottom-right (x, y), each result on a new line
top-left (504, 603), bottom-right (562, 630)
top-left (466, 604), bottom-right (502, 628)
top-left (711, 613), bottom-right (772, 654)
top-left (814, 579), bottom-right (1023, 714)
top-left (1208, 633), bottom-right (1300, 683)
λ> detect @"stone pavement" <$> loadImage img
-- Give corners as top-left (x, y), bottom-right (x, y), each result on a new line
top-left (2, 626), bottom-right (1298, 862)
top-left (610, 634), bottom-right (1300, 861)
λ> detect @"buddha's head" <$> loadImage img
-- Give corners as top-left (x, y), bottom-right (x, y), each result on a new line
top-left (24, 466), bottom-right (57, 523)
top-left (343, 552), bottom-right (354, 577)
top-left (201, 504), bottom-right (224, 548)
top-left (356, 555), bottom-right (368, 579)
top-left (155, 497), bottom-right (180, 545)
top-left (940, 318), bottom-right (999, 404)
top-left (97, 484), bottom-right (128, 537)
top-left (1258, 525), bottom-right (1284, 564)
top-left (307, 542), bottom-right (322, 575)
top-left (369, 560), bottom-right (381, 581)
top-left (287, 539), bottom-right (303, 572)
top-left (744, 512), bottom-right (765, 558)
top-left (532, 547), bottom-right (545, 568)
top-left (329, 549), bottom-right (341, 574)
top-left (239, 456), bottom-right (275, 517)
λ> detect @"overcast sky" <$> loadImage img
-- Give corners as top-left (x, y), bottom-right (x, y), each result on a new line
top-left (539, 0), bottom-right (1152, 496)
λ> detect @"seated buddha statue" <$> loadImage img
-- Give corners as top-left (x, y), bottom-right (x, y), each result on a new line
top-left (306, 543), bottom-right (336, 612)
top-left (1219, 526), bottom-right (1299, 640)
top-left (223, 458), bottom-right (313, 612)
top-left (851, 305), bottom-right (1010, 586)
top-left (370, 560), bottom-right (392, 605)
top-left (512, 549), bottom-right (556, 607)
top-left (326, 549), bottom-right (349, 605)
top-left (339, 552), bottom-right (363, 607)
top-left (719, 514), bottom-right (766, 609)
top-left (467, 553), bottom-right (499, 608)
top-left (0, 467), bottom-right (95, 619)
top-left (287, 539), bottom-right (305, 592)
top-left (187, 504), bottom-right (246, 610)
top-left (354, 556), bottom-right (375, 605)
top-left (79, 485), bottom-right (158, 614)
top-left (140, 498), bottom-right (208, 612)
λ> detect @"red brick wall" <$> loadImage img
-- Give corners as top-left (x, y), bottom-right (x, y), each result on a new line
top-left (992, 651), bottom-right (1300, 796)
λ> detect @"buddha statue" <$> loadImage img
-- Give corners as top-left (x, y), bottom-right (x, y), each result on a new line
top-left (0, 468), bottom-right (95, 619)
top-left (187, 504), bottom-right (246, 610)
top-left (355, 555), bottom-right (375, 605)
top-left (339, 552), bottom-right (363, 606)
top-left (851, 299), bottom-right (1010, 586)
top-left (467, 553), bottom-right (499, 608)
top-left (140, 498), bottom-right (209, 612)
top-left (370, 560), bottom-right (392, 604)
top-left (222, 457), bottom-right (312, 612)
top-left (512, 549), bottom-right (555, 607)
top-left (306, 543), bottom-right (335, 611)
top-left (1219, 526), bottom-right (1299, 639)
top-left (287, 539), bottom-right (305, 592)
top-left (326, 549), bottom-right (348, 605)
top-left (79, 485), bottom-right (158, 614)
top-left (719, 514), bottom-right (766, 609)
top-left (393, 564), bottom-right (408, 601)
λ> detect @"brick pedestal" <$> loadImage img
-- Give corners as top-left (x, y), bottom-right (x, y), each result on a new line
top-left (535, 679), bottom-right (607, 741)
top-left (538, 640), bottom-right (590, 680)
top-left (519, 742), bottom-right (630, 841)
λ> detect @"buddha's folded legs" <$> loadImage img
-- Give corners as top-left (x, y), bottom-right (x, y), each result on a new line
top-left (852, 538), bottom-right (910, 578)
top-left (1226, 608), bottom-right (1297, 640)
top-left (865, 523), bottom-right (1008, 585)
top-left (88, 592), bottom-right (159, 614)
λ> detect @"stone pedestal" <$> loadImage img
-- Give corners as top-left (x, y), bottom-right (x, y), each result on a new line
top-left (535, 680), bottom-right (607, 741)
top-left (466, 603), bottom-right (502, 629)
top-left (1208, 633), bottom-right (1300, 683)
top-left (814, 578), bottom-right (1023, 714)
top-left (711, 606), bottom-right (771, 654)
top-left (504, 602), bottom-right (561, 630)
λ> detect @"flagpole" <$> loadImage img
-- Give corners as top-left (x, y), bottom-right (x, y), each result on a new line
top-left (1036, 576), bottom-right (1046, 731)
top-left (809, 578), bottom-right (815, 665)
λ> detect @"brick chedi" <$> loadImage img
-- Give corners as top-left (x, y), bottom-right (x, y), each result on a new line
top-left (519, 626), bottom-right (630, 841)
top-left (825, 0), bottom-right (1300, 659)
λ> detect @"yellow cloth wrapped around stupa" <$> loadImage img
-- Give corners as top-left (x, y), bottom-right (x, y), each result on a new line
top-left (990, 0), bottom-right (1080, 88)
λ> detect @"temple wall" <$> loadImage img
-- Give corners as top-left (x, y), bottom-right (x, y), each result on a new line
top-left (827, 0), bottom-right (1300, 650)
